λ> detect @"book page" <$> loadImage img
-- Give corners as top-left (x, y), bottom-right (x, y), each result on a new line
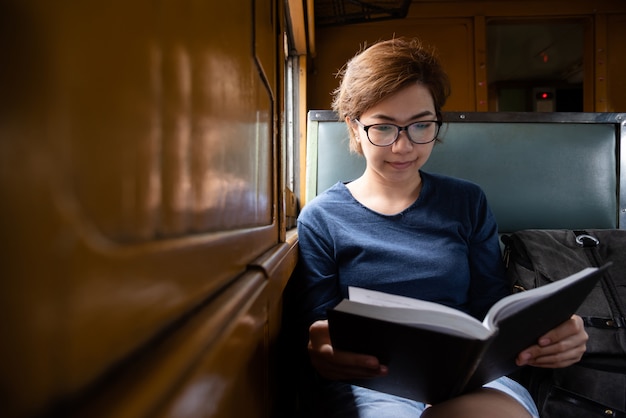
top-left (347, 287), bottom-right (491, 339)
top-left (349, 287), bottom-right (469, 315)
top-left (482, 267), bottom-right (599, 330)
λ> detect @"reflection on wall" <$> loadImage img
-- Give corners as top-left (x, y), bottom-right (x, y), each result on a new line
top-left (49, 8), bottom-right (274, 243)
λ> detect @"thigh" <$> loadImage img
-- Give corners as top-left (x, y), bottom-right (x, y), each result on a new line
top-left (422, 388), bottom-right (530, 418)
top-left (316, 381), bottom-right (427, 418)
top-left (423, 377), bottom-right (538, 418)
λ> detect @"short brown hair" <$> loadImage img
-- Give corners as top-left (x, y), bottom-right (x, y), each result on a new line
top-left (331, 37), bottom-right (451, 153)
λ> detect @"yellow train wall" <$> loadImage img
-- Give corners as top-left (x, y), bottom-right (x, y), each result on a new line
top-left (0, 1), bottom-right (295, 417)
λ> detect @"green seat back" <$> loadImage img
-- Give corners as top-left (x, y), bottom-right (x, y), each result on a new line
top-left (306, 111), bottom-right (625, 232)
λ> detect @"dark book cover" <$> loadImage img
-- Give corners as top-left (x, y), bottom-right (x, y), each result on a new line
top-left (328, 264), bottom-right (610, 404)
top-left (327, 309), bottom-right (489, 403)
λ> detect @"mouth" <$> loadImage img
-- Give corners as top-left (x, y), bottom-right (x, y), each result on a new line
top-left (388, 160), bottom-right (415, 170)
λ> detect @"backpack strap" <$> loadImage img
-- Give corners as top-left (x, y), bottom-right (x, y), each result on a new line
top-left (573, 230), bottom-right (626, 318)
top-left (573, 230), bottom-right (626, 371)
top-left (573, 230), bottom-right (626, 338)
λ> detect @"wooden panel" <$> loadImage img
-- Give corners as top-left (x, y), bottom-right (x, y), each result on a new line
top-left (160, 278), bottom-right (270, 418)
top-left (607, 14), bottom-right (626, 112)
top-left (20, 0), bottom-right (275, 242)
top-left (309, 18), bottom-right (475, 111)
top-left (58, 238), bottom-right (298, 418)
top-left (157, 239), bottom-right (299, 418)
top-left (474, 16), bottom-right (488, 111)
top-left (594, 14), bottom-right (609, 112)
top-left (255, 0), bottom-right (278, 91)
top-left (407, 0), bottom-right (626, 17)
top-left (0, 0), bottom-right (281, 416)
top-left (65, 271), bottom-right (269, 418)
top-left (307, 0), bottom-right (626, 113)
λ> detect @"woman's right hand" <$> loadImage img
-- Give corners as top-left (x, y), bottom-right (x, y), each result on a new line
top-left (307, 319), bottom-right (388, 380)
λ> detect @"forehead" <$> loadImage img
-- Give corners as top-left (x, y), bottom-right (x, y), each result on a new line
top-left (360, 83), bottom-right (436, 121)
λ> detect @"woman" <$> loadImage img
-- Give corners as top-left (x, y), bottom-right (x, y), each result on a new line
top-left (294, 37), bottom-right (587, 417)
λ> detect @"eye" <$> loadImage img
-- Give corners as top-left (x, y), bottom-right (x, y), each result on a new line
top-left (370, 124), bottom-right (395, 133)
top-left (410, 121), bottom-right (434, 130)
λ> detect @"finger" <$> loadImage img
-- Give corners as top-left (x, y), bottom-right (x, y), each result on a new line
top-left (527, 345), bottom-right (586, 368)
top-left (308, 320), bottom-right (332, 347)
top-left (537, 315), bottom-right (585, 347)
top-left (518, 334), bottom-right (587, 367)
top-left (308, 339), bottom-right (386, 372)
top-left (308, 319), bottom-right (383, 369)
top-left (307, 320), bottom-right (387, 380)
top-left (516, 316), bottom-right (588, 367)
top-left (308, 342), bottom-right (388, 379)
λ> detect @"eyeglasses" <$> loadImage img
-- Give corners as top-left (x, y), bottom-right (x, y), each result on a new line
top-left (354, 119), bottom-right (442, 147)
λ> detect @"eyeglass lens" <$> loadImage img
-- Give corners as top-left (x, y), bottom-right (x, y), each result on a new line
top-left (367, 121), bottom-right (439, 146)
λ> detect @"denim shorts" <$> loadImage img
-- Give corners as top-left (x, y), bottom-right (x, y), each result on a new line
top-left (314, 376), bottom-right (539, 418)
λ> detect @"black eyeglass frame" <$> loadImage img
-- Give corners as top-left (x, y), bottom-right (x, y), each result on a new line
top-left (354, 118), bottom-right (443, 147)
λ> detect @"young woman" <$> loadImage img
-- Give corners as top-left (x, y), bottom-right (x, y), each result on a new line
top-left (294, 37), bottom-right (588, 418)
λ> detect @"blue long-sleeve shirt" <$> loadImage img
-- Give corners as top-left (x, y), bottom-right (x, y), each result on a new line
top-left (295, 171), bottom-right (508, 329)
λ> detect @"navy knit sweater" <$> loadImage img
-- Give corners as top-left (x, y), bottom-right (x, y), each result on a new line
top-left (295, 171), bottom-right (508, 328)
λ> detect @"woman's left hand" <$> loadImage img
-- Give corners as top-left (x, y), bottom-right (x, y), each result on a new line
top-left (516, 314), bottom-right (588, 368)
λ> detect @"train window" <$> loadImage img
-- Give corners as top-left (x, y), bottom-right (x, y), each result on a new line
top-left (283, 52), bottom-right (302, 229)
top-left (487, 20), bottom-right (586, 112)
top-left (285, 52), bottom-right (299, 198)
top-left (284, 0), bottom-right (313, 223)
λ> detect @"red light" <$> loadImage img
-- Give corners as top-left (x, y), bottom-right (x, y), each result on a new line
top-left (536, 91), bottom-right (553, 100)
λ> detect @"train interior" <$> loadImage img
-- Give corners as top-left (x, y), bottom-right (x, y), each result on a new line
top-left (1, 0), bottom-right (625, 417)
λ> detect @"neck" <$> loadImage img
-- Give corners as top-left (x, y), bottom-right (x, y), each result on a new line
top-left (347, 171), bottom-right (423, 215)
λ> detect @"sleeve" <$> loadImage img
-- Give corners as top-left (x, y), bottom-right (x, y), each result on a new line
top-left (280, 211), bottom-right (343, 402)
top-left (466, 190), bottom-right (510, 319)
top-left (291, 218), bottom-right (343, 327)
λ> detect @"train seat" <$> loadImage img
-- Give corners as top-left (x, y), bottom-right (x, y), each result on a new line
top-left (305, 111), bottom-right (626, 232)
top-left (281, 110), bottom-right (626, 416)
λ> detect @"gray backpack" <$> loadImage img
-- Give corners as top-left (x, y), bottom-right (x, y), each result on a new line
top-left (503, 229), bottom-right (626, 418)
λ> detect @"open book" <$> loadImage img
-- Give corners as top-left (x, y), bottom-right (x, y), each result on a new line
top-left (327, 264), bottom-right (611, 404)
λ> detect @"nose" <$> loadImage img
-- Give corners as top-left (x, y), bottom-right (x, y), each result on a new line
top-left (392, 129), bottom-right (413, 152)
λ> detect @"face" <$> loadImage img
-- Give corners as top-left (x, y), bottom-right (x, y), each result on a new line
top-left (348, 83), bottom-right (437, 185)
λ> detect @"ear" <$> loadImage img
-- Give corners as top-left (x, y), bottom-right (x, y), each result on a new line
top-left (346, 117), bottom-right (359, 138)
